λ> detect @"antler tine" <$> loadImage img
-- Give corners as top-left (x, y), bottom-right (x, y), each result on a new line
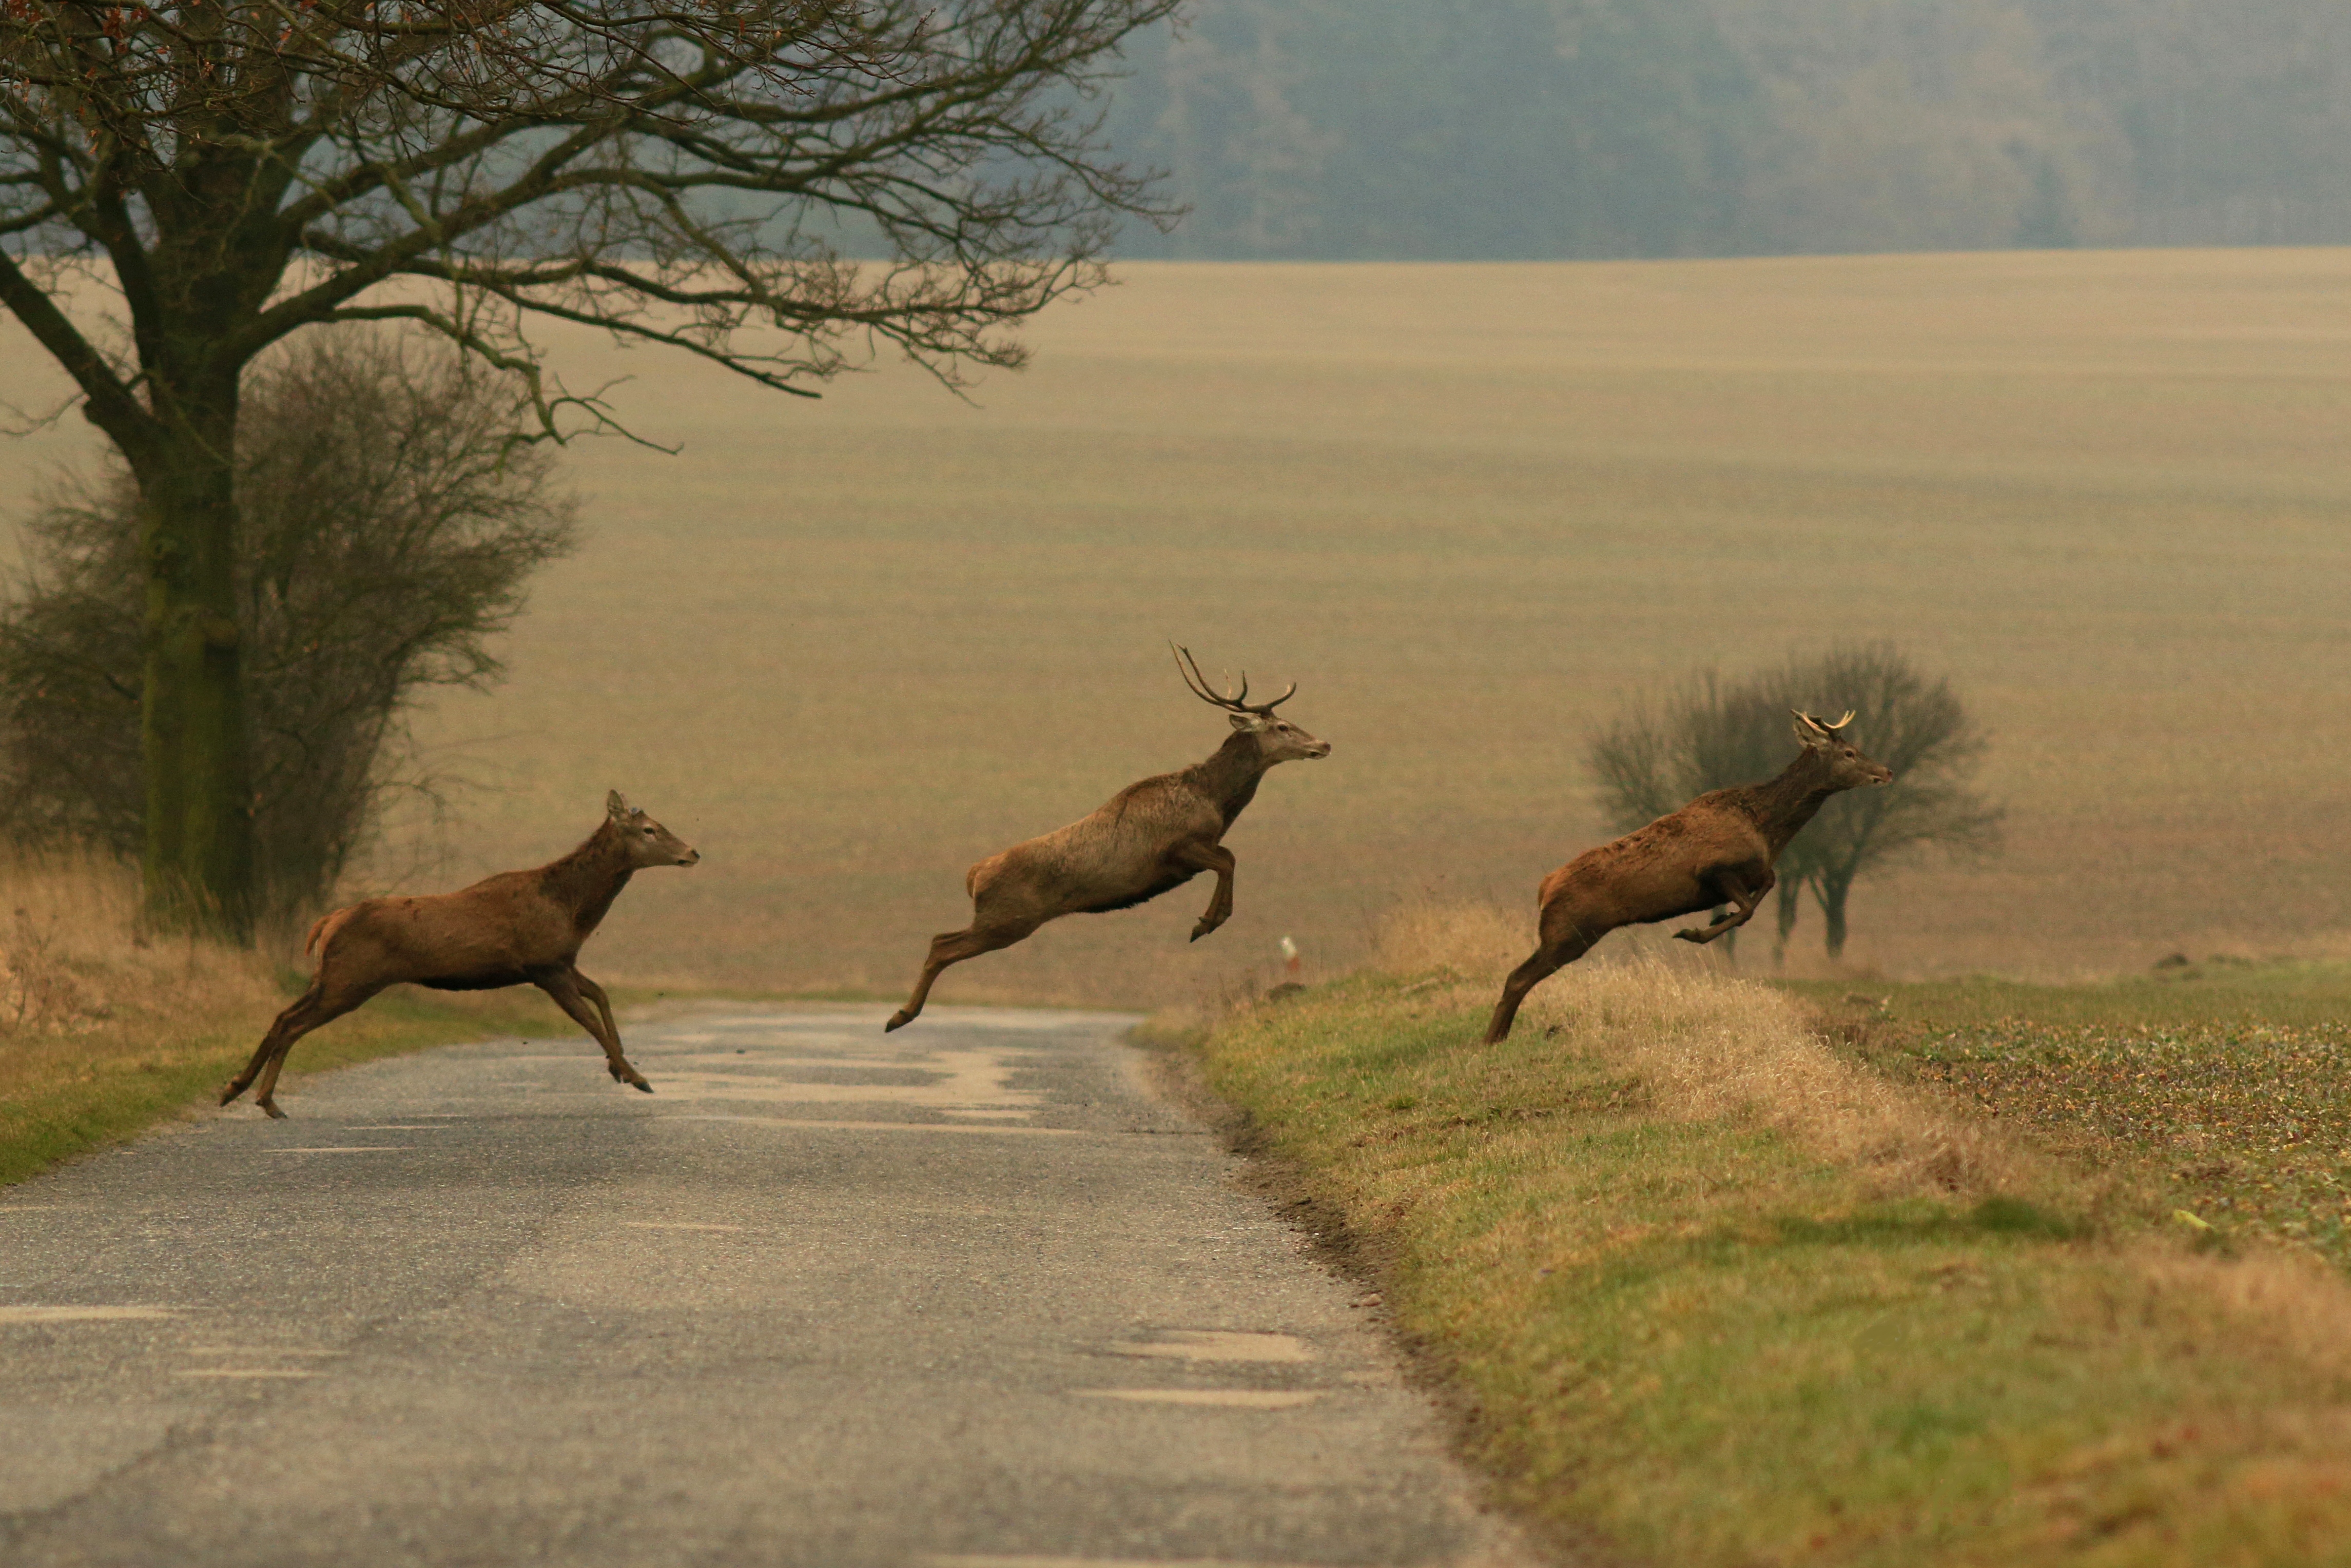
top-left (1791, 708), bottom-right (1857, 732)
top-left (1245, 680), bottom-right (1298, 715)
top-left (1172, 643), bottom-right (1297, 714)
top-left (1172, 643), bottom-right (1245, 710)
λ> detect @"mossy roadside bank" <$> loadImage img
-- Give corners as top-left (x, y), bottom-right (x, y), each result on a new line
top-left (1156, 961), bottom-right (2351, 1567)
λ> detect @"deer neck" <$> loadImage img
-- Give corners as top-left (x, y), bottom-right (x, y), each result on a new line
top-left (1191, 730), bottom-right (1272, 830)
top-left (539, 821), bottom-right (637, 937)
top-left (1740, 749), bottom-right (1842, 858)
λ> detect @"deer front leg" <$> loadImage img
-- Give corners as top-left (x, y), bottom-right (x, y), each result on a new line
top-left (573, 970), bottom-right (625, 1056)
top-left (534, 967), bottom-right (651, 1092)
top-left (1169, 841), bottom-right (1238, 942)
top-left (1675, 868), bottom-right (1773, 945)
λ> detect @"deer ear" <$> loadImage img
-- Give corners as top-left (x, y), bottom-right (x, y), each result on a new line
top-left (1230, 712), bottom-right (1269, 734)
top-left (606, 789), bottom-right (631, 819)
top-left (1791, 712), bottom-right (1831, 749)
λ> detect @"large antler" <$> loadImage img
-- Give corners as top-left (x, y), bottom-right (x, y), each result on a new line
top-left (1792, 709), bottom-right (1856, 731)
top-left (1172, 643), bottom-right (1296, 715)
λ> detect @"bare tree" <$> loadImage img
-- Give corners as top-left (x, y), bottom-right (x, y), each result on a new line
top-left (0, 0), bottom-right (1180, 935)
top-left (1586, 645), bottom-right (2003, 963)
top-left (1764, 645), bottom-right (2004, 961)
top-left (0, 328), bottom-right (578, 924)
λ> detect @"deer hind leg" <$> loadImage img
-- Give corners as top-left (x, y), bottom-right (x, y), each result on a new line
top-left (1169, 842), bottom-right (1238, 942)
top-left (1674, 867), bottom-right (1774, 945)
top-left (536, 967), bottom-right (650, 1092)
top-left (886, 920), bottom-right (1037, 1033)
top-left (224, 978), bottom-right (382, 1120)
top-left (1482, 928), bottom-right (1600, 1045)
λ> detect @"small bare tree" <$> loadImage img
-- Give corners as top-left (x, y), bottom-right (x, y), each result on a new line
top-left (1588, 645), bottom-right (2003, 963)
top-left (0, 329), bottom-right (577, 924)
top-left (1764, 645), bottom-right (2004, 960)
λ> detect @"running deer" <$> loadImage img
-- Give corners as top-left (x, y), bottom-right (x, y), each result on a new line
top-left (885, 647), bottom-right (1331, 1032)
top-left (1482, 711), bottom-right (1892, 1044)
top-left (220, 791), bottom-right (701, 1118)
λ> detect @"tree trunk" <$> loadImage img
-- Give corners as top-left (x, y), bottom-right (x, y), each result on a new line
top-left (1816, 872), bottom-right (1854, 962)
top-left (137, 385), bottom-right (255, 940)
top-left (1772, 877), bottom-right (1801, 967)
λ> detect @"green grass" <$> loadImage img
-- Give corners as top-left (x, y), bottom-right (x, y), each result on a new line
top-left (1783, 967), bottom-right (2351, 1271)
top-left (1184, 970), bottom-right (2351, 1566)
top-left (0, 986), bottom-right (576, 1187)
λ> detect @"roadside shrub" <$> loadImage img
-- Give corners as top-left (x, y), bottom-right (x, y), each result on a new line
top-left (0, 329), bottom-right (577, 924)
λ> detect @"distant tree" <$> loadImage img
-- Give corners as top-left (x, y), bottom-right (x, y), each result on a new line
top-left (1588, 645), bottom-right (2003, 963)
top-left (0, 330), bottom-right (577, 925)
top-left (0, 0), bottom-right (1179, 937)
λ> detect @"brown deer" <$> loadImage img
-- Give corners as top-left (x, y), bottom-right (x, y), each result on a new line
top-left (220, 791), bottom-right (701, 1118)
top-left (1482, 711), bottom-right (1892, 1044)
top-left (886, 646), bottom-right (1331, 1032)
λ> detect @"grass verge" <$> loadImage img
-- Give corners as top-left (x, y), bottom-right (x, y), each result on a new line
top-left (0, 985), bottom-right (567, 1188)
top-left (1174, 912), bottom-right (2351, 1566)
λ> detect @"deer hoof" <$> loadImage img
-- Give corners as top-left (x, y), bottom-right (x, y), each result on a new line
top-left (884, 1010), bottom-right (912, 1032)
top-left (1673, 927), bottom-right (1705, 943)
top-left (259, 1100), bottom-right (288, 1121)
top-left (217, 1082), bottom-right (244, 1107)
top-left (631, 1080), bottom-right (654, 1094)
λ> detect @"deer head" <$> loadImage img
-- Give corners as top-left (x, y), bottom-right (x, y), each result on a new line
top-left (1174, 645), bottom-right (1331, 763)
top-left (606, 790), bottom-right (703, 867)
top-left (1792, 711), bottom-right (1893, 790)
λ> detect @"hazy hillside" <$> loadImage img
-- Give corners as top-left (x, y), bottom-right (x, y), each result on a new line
top-left (1105, 0), bottom-right (2351, 259)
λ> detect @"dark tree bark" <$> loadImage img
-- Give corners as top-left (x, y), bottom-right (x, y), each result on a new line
top-left (1815, 868), bottom-right (1855, 962)
top-left (1772, 875), bottom-right (1801, 967)
top-left (0, 0), bottom-right (1179, 936)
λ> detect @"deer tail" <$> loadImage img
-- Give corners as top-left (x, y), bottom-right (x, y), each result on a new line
top-left (305, 906), bottom-right (358, 958)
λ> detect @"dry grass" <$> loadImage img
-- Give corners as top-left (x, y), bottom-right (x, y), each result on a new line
top-left (1371, 898), bottom-right (2026, 1197)
top-left (0, 852), bottom-right (556, 1183)
top-left (1369, 895), bottom-right (1531, 979)
top-left (9, 251), bottom-right (2351, 1004)
top-left (0, 850), bottom-right (278, 1060)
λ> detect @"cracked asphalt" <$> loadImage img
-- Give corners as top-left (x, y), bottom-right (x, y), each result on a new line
top-left (0, 1004), bottom-right (1542, 1567)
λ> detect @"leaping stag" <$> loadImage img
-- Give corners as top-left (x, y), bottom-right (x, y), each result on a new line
top-left (886, 646), bottom-right (1331, 1031)
top-left (1482, 710), bottom-right (1893, 1044)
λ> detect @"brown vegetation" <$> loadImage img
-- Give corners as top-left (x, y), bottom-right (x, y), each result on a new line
top-left (1483, 712), bottom-right (1891, 1043)
top-left (221, 793), bottom-right (699, 1118)
top-left (0, 849), bottom-right (275, 1050)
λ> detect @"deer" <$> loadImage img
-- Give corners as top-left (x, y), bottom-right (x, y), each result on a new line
top-left (219, 791), bottom-right (701, 1119)
top-left (1481, 711), bottom-right (1893, 1045)
top-left (885, 646), bottom-right (1331, 1032)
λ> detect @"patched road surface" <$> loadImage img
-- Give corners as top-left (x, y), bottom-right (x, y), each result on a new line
top-left (0, 1005), bottom-right (1541, 1567)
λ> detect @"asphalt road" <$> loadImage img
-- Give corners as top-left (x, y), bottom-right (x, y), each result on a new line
top-left (0, 1004), bottom-right (1544, 1567)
